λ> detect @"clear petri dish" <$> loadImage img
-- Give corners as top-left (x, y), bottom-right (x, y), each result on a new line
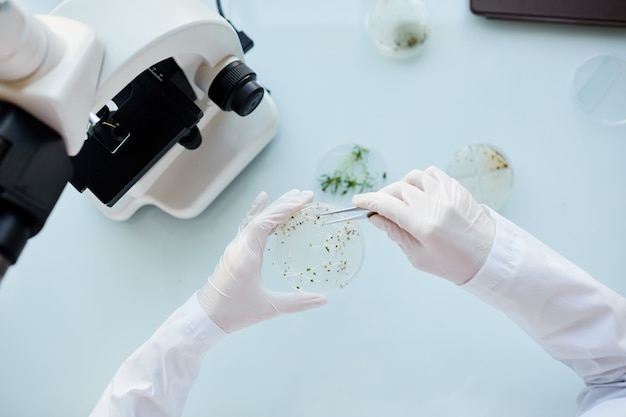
top-left (316, 143), bottom-right (387, 204)
top-left (572, 55), bottom-right (626, 126)
top-left (446, 143), bottom-right (514, 211)
top-left (267, 203), bottom-right (366, 294)
top-left (365, 0), bottom-right (432, 59)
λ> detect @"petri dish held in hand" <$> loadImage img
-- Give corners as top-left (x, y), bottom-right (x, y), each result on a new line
top-left (266, 203), bottom-right (365, 294)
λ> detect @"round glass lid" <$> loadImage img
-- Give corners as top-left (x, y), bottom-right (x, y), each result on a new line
top-left (572, 55), bottom-right (626, 126)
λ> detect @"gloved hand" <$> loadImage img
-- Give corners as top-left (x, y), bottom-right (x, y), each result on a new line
top-left (352, 166), bottom-right (496, 285)
top-left (197, 190), bottom-right (328, 333)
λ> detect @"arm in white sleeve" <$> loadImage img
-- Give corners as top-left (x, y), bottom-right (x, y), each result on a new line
top-left (87, 190), bottom-right (326, 417)
top-left (89, 294), bottom-right (226, 417)
top-left (463, 209), bottom-right (626, 417)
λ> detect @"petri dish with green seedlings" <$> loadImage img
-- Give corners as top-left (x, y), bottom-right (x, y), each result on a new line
top-left (446, 143), bottom-right (514, 211)
top-left (316, 143), bottom-right (387, 203)
top-left (266, 203), bottom-right (366, 294)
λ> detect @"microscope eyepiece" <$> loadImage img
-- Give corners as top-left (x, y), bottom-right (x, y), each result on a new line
top-left (208, 60), bottom-right (264, 117)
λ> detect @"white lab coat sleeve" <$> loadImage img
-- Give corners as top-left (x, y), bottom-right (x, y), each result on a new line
top-left (462, 209), bottom-right (626, 417)
top-left (89, 293), bottom-right (227, 417)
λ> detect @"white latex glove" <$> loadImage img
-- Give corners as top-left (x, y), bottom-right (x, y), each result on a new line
top-left (352, 166), bottom-right (496, 285)
top-left (197, 190), bottom-right (328, 333)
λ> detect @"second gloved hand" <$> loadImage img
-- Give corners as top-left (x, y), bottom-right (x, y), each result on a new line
top-left (352, 166), bottom-right (496, 285)
top-left (197, 190), bottom-right (328, 333)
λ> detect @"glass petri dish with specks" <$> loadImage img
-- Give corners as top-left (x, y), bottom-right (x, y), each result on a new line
top-left (266, 203), bottom-right (365, 294)
top-left (446, 143), bottom-right (514, 211)
top-left (365, 0), bottom-right (432, 59)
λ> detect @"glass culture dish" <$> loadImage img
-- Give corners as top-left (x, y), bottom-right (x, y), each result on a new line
top-left (266, 203), bottom-right (366, 294)
top-left (446, 143), bottom-right (514, 211)
top-left (572, 55), bottom-right (626, 126)
top-left (316, 143), bottom-right (387, 204)
top-left (365, 0), bottom-right (432, 59)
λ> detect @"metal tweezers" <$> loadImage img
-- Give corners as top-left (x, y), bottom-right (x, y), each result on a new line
top-left (318, 206), bottom-right (376, 225)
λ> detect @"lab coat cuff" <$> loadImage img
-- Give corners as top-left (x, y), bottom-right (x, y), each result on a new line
top-left (461, 208), bottom-right (526, 300)
top-left (180, 292), bottom-right (227, 346)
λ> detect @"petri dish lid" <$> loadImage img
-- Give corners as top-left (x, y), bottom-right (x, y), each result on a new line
top-left (572, 55), bottom-right (626, 126)
top-left (446, 143), bottom-right (514, 211)
top-left (266, 203), bottom-right (366, 294)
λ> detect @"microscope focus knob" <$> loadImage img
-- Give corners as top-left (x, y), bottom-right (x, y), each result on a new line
top-left (209, 60), bottom-right (264, 117)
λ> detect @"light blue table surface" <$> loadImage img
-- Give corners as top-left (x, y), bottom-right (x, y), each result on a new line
top-left (2, 1), bottom-right (626, 416)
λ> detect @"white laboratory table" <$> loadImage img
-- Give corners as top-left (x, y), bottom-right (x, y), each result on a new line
top-left (2, 1), bottom-right (626, 416)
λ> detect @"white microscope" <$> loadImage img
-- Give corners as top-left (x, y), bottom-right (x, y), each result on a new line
top-left (0, 0), bottom-right (279, 278)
